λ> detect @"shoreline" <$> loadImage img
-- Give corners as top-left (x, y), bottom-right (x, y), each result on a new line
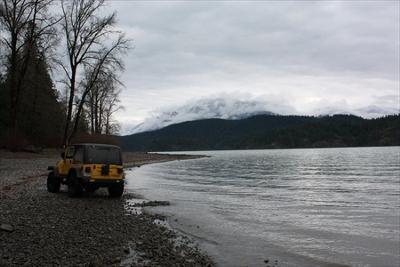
top-left (123, 151), bottom-right (207, 169)
top-left (0, 150), bottom-right (213, 266)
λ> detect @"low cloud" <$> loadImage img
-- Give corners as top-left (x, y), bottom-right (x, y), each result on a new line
top-left (127, 94), bottom-right (294, 134)
top-left (121, 93), bottom-right (399, 135)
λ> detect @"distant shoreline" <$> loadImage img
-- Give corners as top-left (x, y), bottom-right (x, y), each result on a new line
top-left (119, 114), bottom-right (400, 152)
top-left (122, 144), bottom-right (400, 154)
top-left (123, 151), bottom-right (207, 168)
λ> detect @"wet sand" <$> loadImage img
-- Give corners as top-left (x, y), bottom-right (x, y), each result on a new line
top-left (0, 150), bottom-right (212, 266)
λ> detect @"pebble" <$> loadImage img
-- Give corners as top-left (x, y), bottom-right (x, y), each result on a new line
top-left (0, 154), bottom-right (214, 267)
top-left (0, 223), bottom-right (14, 232)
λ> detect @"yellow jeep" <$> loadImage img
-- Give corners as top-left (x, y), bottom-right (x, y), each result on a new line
top-left (47, 143), bottom-right (125, 197)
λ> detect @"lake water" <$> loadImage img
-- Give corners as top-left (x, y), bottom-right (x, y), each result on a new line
top-left (126, 147), bottom-right (400, 267)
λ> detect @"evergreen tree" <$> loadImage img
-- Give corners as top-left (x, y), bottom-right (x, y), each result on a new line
top-left (17, 41), bottom-right (64, 146)
top-left (0, 34), bottom-right (64, 147)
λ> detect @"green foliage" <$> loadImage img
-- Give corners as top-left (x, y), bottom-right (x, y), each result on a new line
top-left (0, 42), bottom-right (64, 147)
top-left (18, 51), bottom-right (64, 146)
top-left (119, 114), bottom-right (400, 151)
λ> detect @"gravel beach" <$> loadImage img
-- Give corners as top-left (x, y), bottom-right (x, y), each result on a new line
top-left (0, 150), bottom-right (212, 266)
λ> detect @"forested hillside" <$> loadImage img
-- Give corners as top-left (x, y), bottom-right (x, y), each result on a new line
top-left (119, 114), bottom-right (400, 151)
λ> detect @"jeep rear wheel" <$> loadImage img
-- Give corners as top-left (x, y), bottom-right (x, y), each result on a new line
top-left (108, 183), bottom-right (124, 198)
top-left (68, 174), bottom-right (83, 197)
top-left (47, 172), bottom-right (60, 193)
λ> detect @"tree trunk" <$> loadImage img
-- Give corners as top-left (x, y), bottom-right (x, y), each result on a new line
top-left (90, 95), bottom-right (95, 134)
top-left (63, 70), bottom-right (76, 146)
top-left (94, 93), bottom-right (99, 134)
top-left (9, 31), bottom-right (18, 132)
top-left (68, 84), bottom-right (92, 143)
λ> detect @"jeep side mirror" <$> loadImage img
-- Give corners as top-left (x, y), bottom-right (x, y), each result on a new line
top-left (61, 152), bottom-right (65, 159)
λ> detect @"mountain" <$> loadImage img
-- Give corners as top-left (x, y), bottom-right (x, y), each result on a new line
top-left (127, 97), bottom-right (276, 134)
top-left (122, 96), bottom-right (399, 135)
top-left (118, 114), bottom-right (400, 151)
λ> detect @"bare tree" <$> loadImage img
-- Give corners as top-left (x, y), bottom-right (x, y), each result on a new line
top-left (85, 70), bottom-right (124, 135)
top-left (103, 88), bottom-right (123, 135)
top-left (0, 0), bottom-right (58, 133)
top-left (69, 34), bottom-right (128, 141)
top-left (60, 0), bottom-right (129, 145)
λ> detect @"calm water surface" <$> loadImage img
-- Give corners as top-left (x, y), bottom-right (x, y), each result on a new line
top-left (126, 147), bottom-right (400, 267)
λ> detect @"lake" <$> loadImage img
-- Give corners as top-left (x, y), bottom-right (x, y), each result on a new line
top-left (126, 147), bottom-right (400, 267)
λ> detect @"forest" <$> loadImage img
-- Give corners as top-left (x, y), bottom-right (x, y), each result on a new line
top-left (0, 0), bottom-right (129, 150)
top-left (119, 114), bottom-right (400, 151)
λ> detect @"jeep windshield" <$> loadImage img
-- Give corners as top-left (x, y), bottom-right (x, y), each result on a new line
top-left (86, 145), bottom-right (122, 165)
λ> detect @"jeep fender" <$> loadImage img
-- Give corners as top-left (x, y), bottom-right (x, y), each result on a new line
top-left (48, 166), bottom-right (60, 177)
top-left (67, 169), bottom-right (79, 184)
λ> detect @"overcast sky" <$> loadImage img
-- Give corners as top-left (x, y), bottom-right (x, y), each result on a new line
top-left (107, 0), bottom-right (399, 129)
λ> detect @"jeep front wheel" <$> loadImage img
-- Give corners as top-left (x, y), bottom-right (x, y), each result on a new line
top-left (47, 172), bottom-right (60, 193)
top-left (108, 183), bottom-right (124, 198)
top-left (68, 173), bottom-right (83, 197)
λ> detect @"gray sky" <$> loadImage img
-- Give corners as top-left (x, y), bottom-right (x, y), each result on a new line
top-left (107, 0), bottom-right (399, 130)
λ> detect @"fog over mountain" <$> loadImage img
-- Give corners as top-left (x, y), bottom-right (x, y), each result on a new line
top-left (127, 97), bottom-right (281, 134)
top-left (311, 105), bottom-right (399, 119)
top-left (121, 96), bottom-right (399, 135)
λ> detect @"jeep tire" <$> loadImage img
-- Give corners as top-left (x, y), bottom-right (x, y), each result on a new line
top-left (108, 183), bottom-right (124, 197)
top-left (68, 173), bottom-right (83, 197)
top-left (47, 172), bottom-right (60, 193)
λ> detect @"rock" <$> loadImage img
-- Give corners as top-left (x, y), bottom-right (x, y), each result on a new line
top-left (112, 257), bottom-right (121, 263)
top-left (130, 200), bottom-right (170, 207)
top-left (0, 223), bottom-right (14, 232)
